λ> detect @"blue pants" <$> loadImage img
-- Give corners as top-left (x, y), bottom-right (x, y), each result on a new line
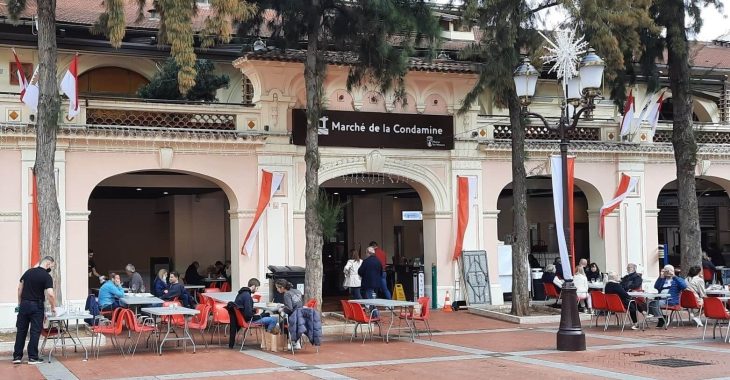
top-left (363, 288), bottom-right (380, 318)
top-left (380, 272), bottom-right (392, 300)
top-left (349, 287), bottom-right (362, 300)
top-left (14, 300), bottom-right (44, 361)
top-left (258, 316), bottom-right (279, 332)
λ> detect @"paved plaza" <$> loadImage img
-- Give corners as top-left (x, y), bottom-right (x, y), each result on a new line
top-left (4, 311), bottom-right (730, 379)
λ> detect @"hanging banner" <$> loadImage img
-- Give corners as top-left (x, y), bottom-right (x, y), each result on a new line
top-left (550, 155), bottom-right (574, 281)
top-left (291, 109), bottom-right (454, 150)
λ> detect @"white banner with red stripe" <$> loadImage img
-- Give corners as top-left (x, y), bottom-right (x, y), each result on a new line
top-left (551, 155), bottom-right (574, 280)
top-left (452, 175), bottom-right (477, 260)
top-left (599, 173), bottom-right (639, 238)
top-left (60, 54), bottom-right (79, 118)
top-left (241, 170), bottom-right (285, 256)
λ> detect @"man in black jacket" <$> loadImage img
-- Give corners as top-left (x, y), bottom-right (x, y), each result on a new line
top-left (161, 272), bottom-right (191, 307)
top-left (227, 278), bottom-right (269, 348)
top-left (620, 263), bottom-right (643, 291)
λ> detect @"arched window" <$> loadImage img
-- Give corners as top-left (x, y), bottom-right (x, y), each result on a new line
top-left (78, 67), bottom-right (149, 97)
top-left (658, 98), bottom-right (700, 122)
top-left (242, 74), bottom-right (254, 105)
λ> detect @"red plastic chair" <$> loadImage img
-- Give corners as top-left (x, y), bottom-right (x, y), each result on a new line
top-left (398, 297), bottom-right (432, 340)
top-left (204, 288), bottom-right (221, 293)
top-left (209, 303), bottom-right (231, 345)
top-left (702, 297), bottom-right (730, 341)
top-left (680, 289), bottom-right (703, 325)
top-left (604, 293), bottom-right (635, 332)
top-left (349, 302), bottom-right (381, 344)
top-left (661, 302), bottom-right (684, 327)
top-left (220, 282), bottom-right (231, 292)
top-left (161, 300), bottom-right (184, 326)
top-left (544, 282), bottom-right (561, 305)
top-left (704, 268), bottom-right (715, 284)
top-left (305, 298), bottom-right (318, 309)
top-left (233, 308), bottom-right (263, 351)
top-left (176, 303), bottom-right (211, 349)
top-left (252, 294), bottom-right (262, 303)
top-left (340, 300), bottom-right (356, 340)
top-left (589, 291), bottom-right (607, 328)
top-left (121, 308), bottom-right (157, 355)
top-left (91, 307), bottom-right (127, 358)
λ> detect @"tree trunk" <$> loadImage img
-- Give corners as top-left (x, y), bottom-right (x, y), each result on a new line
top-left (36, 0), bottom-right (62, 303)
top-left (508, 92), bottom-right (530, 316)
top-left (664, 0), bottom-right (701, 273)
top-left (303, 4), bottom-right (324, 310)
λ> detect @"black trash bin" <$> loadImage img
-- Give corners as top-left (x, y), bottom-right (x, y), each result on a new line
top-left (266, 265), bottom-right (305, 303)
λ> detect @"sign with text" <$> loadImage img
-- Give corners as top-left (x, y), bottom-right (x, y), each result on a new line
top-left (292, 109), bottom-right (454, 150)
top-left (402, 211), bottom-right (423, 221)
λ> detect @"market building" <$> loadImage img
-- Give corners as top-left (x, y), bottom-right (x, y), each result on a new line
top-left (2, 1), bottom-right (730, 329)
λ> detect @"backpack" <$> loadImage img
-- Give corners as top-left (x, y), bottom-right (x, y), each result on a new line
top-left (84, 294), bottom-right (101, 326)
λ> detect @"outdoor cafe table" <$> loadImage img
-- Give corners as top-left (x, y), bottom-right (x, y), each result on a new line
top-left (628, 292), bottom-right (670, 329)
top-left (205, 291), bottom-right (237, 304)
top-left (349, 299), bottom-right (419, 343)
top-left (43, 311), bottom-right (93, 363)
top-left (588, 282), bottom-right (605, 290)
top-left (121, 294), bottom-right (164, 314)
top-left (254, 302), bottom-right (283, 313)
top-left (141, 306), bottom-right (200, 355)
top-left (204, 277), bottom-right (227, 285)
top-left (706, 289), bottom-right (730, 296)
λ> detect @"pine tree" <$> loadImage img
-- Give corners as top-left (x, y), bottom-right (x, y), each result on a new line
top-left (138, 58), bottom-right (230, 101)
top-left (240, 1), bottom-right (441, 309)
top-left (460, 0), bottom-right (652, 316)
top-left (636, 0), bottom-right (721, 273)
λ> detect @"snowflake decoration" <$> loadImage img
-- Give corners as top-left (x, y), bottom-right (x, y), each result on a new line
top-left (539, 29), bottom-right (588, 81)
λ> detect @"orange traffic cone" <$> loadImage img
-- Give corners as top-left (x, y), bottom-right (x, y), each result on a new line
top-left (442, 290), bottom-right (453, 312)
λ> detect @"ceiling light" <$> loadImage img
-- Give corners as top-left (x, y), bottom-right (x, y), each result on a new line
top-left (136, 188), bottom-right (142, 191)
top-left (163, 191), bottom-right (169, 195)
top-left (393, 196), bottom-right (398, 199)
top-left (333, 192), bottom-right (339, 195)
top-left (360, 189), bottom-right (366, 192)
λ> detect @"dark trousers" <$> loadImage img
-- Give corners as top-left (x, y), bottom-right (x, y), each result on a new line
top-left (227, 307), bottom-right (265, 348)
top-left (626, 301), bottom-right (645, 323)
top-left (14, 300), bottom-right (44, 360)
top-left (349, 287), bottom-right (362, 300)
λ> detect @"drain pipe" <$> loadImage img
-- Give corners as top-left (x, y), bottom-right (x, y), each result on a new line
top-left (431, 263), bottom-right (437, 309)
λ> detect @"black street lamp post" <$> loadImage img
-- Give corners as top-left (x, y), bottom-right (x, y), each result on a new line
top-left (513, 48), bottom-right (605, 352)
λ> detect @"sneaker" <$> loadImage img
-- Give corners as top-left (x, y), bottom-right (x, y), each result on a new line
top-left (631, 324), bottom-right (639, 330)
top-left (12, 358), bottom-right (21, 364)
top-left (294, 341), bottom-right (302, 350)
top-left (28, 358), bottom-right (44, 365)
top-left (286, 342), bottom-right (292, 351)
top-left (693, 316), bottom-right (704, 327)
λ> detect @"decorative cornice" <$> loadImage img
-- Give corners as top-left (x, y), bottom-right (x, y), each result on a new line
top-left (66, 211), bottom-right (91, 221)
top-left (228, 210), bottom-right (257, 219)
top-left (422, 211), bottom-right (452, 219)
top-left (0, 211), bottom-right (22, 222)
top-left (482, 210), bottom-right (501, 219)
top-left (479, 140), bottom-right (730, 158)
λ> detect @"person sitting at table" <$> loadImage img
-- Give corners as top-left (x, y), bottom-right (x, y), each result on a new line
top-left (226, 278), bottom-right (272, 349)
top-left (702, 252), bottom-right (717, 284)
top-left (553, 257), bottom-right (564, 279)
top-left (685, 265), bottom-right (706, 327)
top-left (214, 261), bottom-right (226, 277)
top-left (98, 273), bottom-right (125, 310)
top-left (184, 261), bottom-right (204, 286)
top-left (573, 266), bottom-right (590, 312)
top-left (274, 279), bottom-right (304, 350)
top-left (161, 271), bottom-right (192, 307)
top-left (542, 264), bottom-right (562, 291)
top-left (604, 272), bottom-right (644, 330)
top-left (651, 264), bottom-right (687, 328)
top-left (125, 264), bottom-right (145, 293)
top-left (587, 262), bottom-right (602, 283)
top-left (153, 269), bottom-right (168, 298)
top-left (620, 263), bottom-right (643, 291)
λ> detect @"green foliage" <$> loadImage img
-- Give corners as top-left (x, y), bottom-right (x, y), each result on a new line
top-left (6, 0), bottom-right (27, 23)
top-left (138, 58), bottom-right (229, 101)
top-left (239, 1), bottom-right (441, 104)
top-left (317, 192), bottom-right (346, 242)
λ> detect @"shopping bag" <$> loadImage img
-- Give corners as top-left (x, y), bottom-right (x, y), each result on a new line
top-left (260, 331), bottom-right (286, 352)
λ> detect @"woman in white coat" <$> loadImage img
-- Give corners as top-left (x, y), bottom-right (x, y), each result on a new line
top-left (573, 265), bottom-right (590, 312)
top-left (343, 249), bottom-right (363, 299)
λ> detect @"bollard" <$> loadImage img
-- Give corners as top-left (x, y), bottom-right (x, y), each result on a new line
top-left (431, 263), bottom-right (437, 309)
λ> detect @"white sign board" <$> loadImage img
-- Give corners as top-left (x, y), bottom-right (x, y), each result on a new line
top-left (402, 211), bottom-right (423, 221)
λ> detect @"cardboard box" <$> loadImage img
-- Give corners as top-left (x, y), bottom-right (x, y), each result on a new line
top-left (260, 331), bottom-right (287, 352)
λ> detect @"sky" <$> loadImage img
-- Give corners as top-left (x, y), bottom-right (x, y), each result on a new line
top-left (432, 0), bottom-right (729, 42)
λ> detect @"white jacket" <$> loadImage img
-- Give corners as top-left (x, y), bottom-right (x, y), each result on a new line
top-left (343, 259), bottom-right (362, 288)
top-left (573, 273), bottom-right (589, 295)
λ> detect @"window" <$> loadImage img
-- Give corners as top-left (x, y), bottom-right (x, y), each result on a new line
top-left (78, 67), bottom-right (149, 97)
top-left (9, 62), bottom-right (33, 85)
top-left (242, 74), bottom-right (254, 105)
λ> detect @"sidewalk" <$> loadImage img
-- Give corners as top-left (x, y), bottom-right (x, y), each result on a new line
top-left (3, 310), bottom-right (730, 379)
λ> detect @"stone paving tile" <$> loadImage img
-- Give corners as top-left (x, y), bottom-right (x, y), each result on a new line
top-left (261, 338), bottom-right (463, 366)
top-left (431, 329), bottom-right (621, 353)
top-left (59, 348), bottom-right (273, 380)
top-left (329, 357), bottom-right (594, 379)
top-left (1, 362), bottom-right (44, 380)
top-left (528, 345), bottom-right (730, 380)
top-left (191, 373), bottom-right (315, 380)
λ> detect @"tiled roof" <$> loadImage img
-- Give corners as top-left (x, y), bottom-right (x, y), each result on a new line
top-left (690, 42), bottom-right (730, 69)
top-left (0, 0), bottom-right (213, 31)
top-left (235, 49), bottom-right (477, 73)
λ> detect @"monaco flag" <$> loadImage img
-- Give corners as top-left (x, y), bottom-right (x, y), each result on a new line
top-left (599, 174), bottom-right (639, 238)
top-left (60, 54), bottom-right (79, 118)
top-left (242, 170), bottom-right (285, 256)
top-left (550, 155), bottom-right (575, 280)
top-left (452, 176), bottom-right (478, 260)
top-left (12, 48), bottom-right (28, 97)
top-left (21, 67), bottom-right (39, 113)
top-left (619, 89), bottom-right (635, 137)
top-left (644, 90), bottom-right (666, 133)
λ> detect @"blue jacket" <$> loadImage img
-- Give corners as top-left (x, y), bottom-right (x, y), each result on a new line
top-left (653, 276), bottom-right (687, 305)
top-left (98, 281), bottom-right (125, 308)
top-left (288, 307), bottom-right (322, 346)
top-left (358, 255), bottom-right (382, 290)
top-left (153, 278), bottom-right (168, 298)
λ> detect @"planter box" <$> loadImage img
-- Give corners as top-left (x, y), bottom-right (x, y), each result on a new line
top-left (468, 304), bottom-right (592, 324)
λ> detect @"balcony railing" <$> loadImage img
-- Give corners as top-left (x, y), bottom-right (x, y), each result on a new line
top-left (492, 124), bottom-right (601, 141)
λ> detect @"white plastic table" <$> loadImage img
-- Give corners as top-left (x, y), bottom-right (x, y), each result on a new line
top-left (254, 302), bottom-right (282, 313)
top-left (628, 292), bottom-right (670, 329)
top-left (588, 282), bottom-right (605, 289)
top-left (706, 289), bottom-right (730, 296)
top-left (205, 292), bottom-right (237, 304)
top-left (44, 312), bottom-right (93, 362)
top-left (141, 306), bottom-right (200, 355)
top-left (349, 299), bottom-right (418, 343)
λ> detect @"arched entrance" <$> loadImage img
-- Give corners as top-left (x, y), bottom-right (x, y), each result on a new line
top-left (87, 170), bottom-right (234, 290)
top-left (657, 176), bottom-right (730, 269)
top-left (496, 176), bottom-right (604, 275)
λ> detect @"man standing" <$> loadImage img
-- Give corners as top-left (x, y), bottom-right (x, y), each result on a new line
top-left (368, 241), bottom-right (392, 300)
top-left (125, 264), bottom-right (145, 293)
top-left (14, 256), bottom-right (56, 364)
top-left (359, 247), bottom-right (383, 300)
top-left (88, 249), bottom-right (104, 284)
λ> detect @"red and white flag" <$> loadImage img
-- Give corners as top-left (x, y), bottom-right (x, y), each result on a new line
top-left (21, 67), bottom-right (39, 113)
top-left (599, 174), bottom-right (639, 238)
top-left (644, 90), bottom-right (666, 133)
top-left (619, 89), bottom-right (635, 137)
top-left (12, 48), bottom-right (28, 97)
top-left (60, 54), bottom-right (79, 118)
top-left (550, 155), bottom-right (575, 280)
top-left (242, 170), bottom-right (285, 256)
top-left (452, 176), bottom-right (478, 260)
